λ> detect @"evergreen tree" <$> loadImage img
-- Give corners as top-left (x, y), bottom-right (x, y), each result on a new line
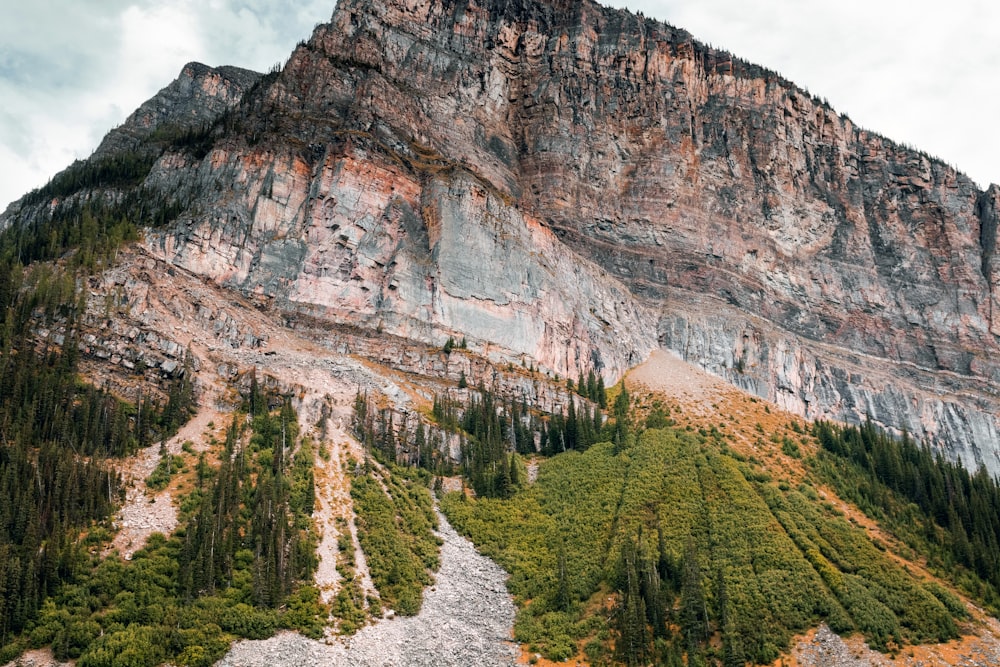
top-left (596, 375), bottom-right (607, 408)
top-left (680, 541), bottom-right (708, 654)
top-left (565, 397), bottom-right (578, 450)
top-left (586, 369), bottom-right (597, 401)
top-left (555, 542), bottom-right (571, 612)
top-left (614, 540), bottom-right (650, 666)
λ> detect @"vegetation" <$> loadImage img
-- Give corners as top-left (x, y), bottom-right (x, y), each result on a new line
top-left (0, 403), bottom-right (326, 666)
top-left (443, 412), bottom-right (965, 664)
top-left (349, 390), bottom-right (450, 618)
top-left (0, 182), bottom-right (199, 646)
top-left (351, 463), bottom-right (439, 616)
top-left (813, 420), bottom-right (1000, 612)
top-left (20, 152), bottom-right (159, 207)
top-left (146, 445), bottom-right (186, 491)
top-left (574, 368), bottom-right (607, 408)
top-left (329, 516), bottom-right (367, 635)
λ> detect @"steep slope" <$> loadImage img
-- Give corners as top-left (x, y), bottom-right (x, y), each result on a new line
top-left (3, 0), bottom-right (999, 473)
top-left (440, 349), bottom-right (1000, 665)
top-left (252, 0), bottom-right (1000, 468)
top-left (91, 62), bottom-right (263, 160)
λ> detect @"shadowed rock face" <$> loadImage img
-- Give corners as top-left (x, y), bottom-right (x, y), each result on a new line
top-left (5, 0), bottom-right (1000, 471)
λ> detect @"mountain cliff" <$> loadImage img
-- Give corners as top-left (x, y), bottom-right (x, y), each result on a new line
top-left (4, 0), bottom-right (1000, 473)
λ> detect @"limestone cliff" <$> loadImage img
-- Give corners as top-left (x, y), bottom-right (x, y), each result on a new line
top-left (93, 62), bottom-right (263, 159)
top-left (5, 0), bottom-right (1000, 472)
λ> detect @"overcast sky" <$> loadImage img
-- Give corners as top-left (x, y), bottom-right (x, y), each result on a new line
top-left (2, 0), bottom-right (998, 212)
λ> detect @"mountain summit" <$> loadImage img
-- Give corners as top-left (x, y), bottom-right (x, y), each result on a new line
top-left (5, 0), bottom-right (1000, 473)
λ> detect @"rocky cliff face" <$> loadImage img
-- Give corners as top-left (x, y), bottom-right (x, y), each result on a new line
top-left (93, 62), bottom-right (262, 159)
top-left (5, 0), bottom-right (1000, 472)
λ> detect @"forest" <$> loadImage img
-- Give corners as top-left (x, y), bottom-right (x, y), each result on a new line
top-left (0, 190), bottom-right (199, 649)
top-left (0, 398), bottom-right (328, 667)
top-left (441, 390), bottom-right (979, 665)
top-left (813, 420), bottom-right (1000, 611)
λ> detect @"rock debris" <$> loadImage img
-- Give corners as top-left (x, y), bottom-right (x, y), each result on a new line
top-left (216, 509), bottom-right (517, 667)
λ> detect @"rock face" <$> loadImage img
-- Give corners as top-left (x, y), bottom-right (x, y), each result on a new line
top-left (93, 62), bottom-right (262, 159)
top-left (5, 0), bottom-right (1000, 471)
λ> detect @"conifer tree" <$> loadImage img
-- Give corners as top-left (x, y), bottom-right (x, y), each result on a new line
top-left (680, 541), bottom-right (708, 654)
top-left (614, 540), bottom-right (650, 666)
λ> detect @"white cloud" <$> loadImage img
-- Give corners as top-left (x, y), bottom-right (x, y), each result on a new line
top-left (0, 0), bottom-right (330, 212)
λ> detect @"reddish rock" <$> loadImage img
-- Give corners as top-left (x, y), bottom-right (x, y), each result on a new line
top-left (5, 0), bottom-right (1000, 472)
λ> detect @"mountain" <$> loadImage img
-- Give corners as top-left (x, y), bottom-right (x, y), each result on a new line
top-left (6, 0), bottom-right (999, 475)
top-left (4, 0), bottom-right (1000, 664)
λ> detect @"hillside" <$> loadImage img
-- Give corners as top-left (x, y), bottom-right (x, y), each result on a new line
top-left (441, 351), bottom-right (1000, 665)
top-left (3, 0), bottom-right (1000, 664)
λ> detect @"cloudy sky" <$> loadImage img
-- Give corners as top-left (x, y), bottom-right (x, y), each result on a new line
top-left (2, 0), bottom-right (998, 212)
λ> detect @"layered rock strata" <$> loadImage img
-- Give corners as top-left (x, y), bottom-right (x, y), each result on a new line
top-left (5, 0), bottom-right (1000, 471)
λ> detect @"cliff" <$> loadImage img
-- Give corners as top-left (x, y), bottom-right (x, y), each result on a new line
top-left (93, 62), bottom-right (263, 159)
top-left (5, 0), bottom-right (1000, 472)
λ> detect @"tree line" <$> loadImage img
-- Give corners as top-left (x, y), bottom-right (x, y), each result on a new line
top-left (353, 377), bottom-right (611, 499)
top-left (0, 182), bottom-right (194, 647)
top-left (814, 419), bottom-right (1000, 609)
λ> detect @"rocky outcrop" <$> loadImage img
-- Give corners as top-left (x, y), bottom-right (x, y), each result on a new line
top-left (658, 293), bottom-right (1000, 473)
top-left (145, 150), bottom-right (656, 379)
top-left (92, 62), bottom-right (262, 159)
top-left (6, 0), bottom-right (1000, 471)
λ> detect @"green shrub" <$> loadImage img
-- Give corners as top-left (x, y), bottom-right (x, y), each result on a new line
top-left (445, 419), bottom-right (970, 663)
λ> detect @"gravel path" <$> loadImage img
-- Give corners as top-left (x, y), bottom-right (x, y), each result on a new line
top-left (216, 508), bottom-right (517, 667)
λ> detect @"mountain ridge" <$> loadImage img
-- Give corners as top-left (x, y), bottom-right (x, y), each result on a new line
top-left (6, 1), bottom-right (1000, 663)
top-left (3, 0), bottom-right (1000, 473)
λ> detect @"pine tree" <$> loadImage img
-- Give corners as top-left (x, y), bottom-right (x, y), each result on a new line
top-left (586, 369), bottom-right (597, 401)
top-left (614, 540), bottom-right (650, 666)
top-left (555, 542), bottom-right (571, 612)
top-left (680, 541), bottom-right (708, 654)
top-left (565, 397), bottom-right (578, 450)
top-left (415, 423), bottom-right (427, 469)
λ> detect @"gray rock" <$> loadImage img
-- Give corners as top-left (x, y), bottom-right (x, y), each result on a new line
top-left (216, 509), bottom-right (517, 667)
